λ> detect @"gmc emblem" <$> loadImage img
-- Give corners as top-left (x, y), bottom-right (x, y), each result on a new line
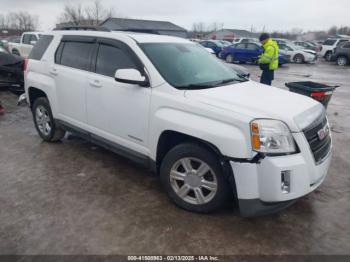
top-left (317, 125), bottom-right (329, 141)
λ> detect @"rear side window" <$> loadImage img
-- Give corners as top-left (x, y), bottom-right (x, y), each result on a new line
top-left (29, 35), bottom-right (53, 60)
top-left (342, 43), bottom-right (350, 49)
top-left (96, 44), bottom-right (138, 77)
top-left (22, 34), bottom-right (32, 44)
top-left (247, 43), bottom-right (259, 50)
top-left (58, 42), bottom-right (94, 71)
top-left (236, 43), bottom-right (246, 49)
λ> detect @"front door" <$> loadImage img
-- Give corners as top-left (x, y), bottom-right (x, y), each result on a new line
top-left (86, 39), bottom-right (151, 156)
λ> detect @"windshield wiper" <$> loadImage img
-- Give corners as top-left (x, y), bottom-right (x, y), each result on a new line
top-left (213, 77), bottom-right (248, 86)
top-left (176, 77), bottom-right (248, 90)
top-left (176, 83), bottom-right (217, 90)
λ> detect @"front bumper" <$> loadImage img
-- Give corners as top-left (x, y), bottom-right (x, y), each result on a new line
top-left (231, 132), bottom-right (332, 217)
top-left (305, 54), bottom-right (318, 63)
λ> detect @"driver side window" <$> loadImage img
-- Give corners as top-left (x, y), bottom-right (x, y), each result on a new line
top-left (96, 44), bottom-right (138, 78)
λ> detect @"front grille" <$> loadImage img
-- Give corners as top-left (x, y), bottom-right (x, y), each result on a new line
top-left (303, 114), bottom-right (331, 164)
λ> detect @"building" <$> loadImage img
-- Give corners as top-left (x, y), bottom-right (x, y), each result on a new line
top-left (205, 29), bottom-right (258, 41)
top-left (99, 18), bottom-right (188, 38)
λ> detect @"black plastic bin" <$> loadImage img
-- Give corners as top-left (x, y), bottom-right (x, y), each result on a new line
top-left (285, 81), bottom-right (338, 108)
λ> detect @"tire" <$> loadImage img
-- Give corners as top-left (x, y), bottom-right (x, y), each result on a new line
top-left (226, 54), bottom-right (234, 64)
top-left (32, 97), bottom-right (66, 142)
top-left (294, 54), bottom-right (304, 64)
top-left (325, 51), bottom-right (332, 62)
top-left (160, 143), bottom-right (231, 213)
top-left (12, 49), bottom-right (20, 56)
top-left (336, 56), bottom-right (348, 66)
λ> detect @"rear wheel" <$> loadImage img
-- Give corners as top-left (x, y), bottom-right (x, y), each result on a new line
top-left (294, 54), bottom-right (304, 64)
top-left (226, 54), bottom-right (234, 63)
top-left (336, 56), bottom-right (348, 66)
top-left (160, 143), bottom-right (230, 213)
top-left (12, 49), bottom-right (20, 56)
top-left (32, 97), bottom-right (66, 142)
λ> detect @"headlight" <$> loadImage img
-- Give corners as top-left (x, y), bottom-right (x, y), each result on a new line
top-left (250, 119), bottom-right (296, 154)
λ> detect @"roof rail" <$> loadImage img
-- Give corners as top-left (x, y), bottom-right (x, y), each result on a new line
top-left (54, 26), bottom-right (110, 32)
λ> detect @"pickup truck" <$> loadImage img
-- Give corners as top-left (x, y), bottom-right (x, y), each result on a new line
top-left (8, 32), bottom-right (41, 58)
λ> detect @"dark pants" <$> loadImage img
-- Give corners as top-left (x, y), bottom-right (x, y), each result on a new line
top-left (260, 69), bottom-right (274, 86)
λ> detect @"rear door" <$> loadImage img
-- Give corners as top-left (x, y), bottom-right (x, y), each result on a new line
top-left (246, 43), bottom-right (261, 62)
top-left (233, 43), bottom-right (247, 61)
top-left (53, 36), bottom-right (95, 128)
top-left (86, 38), bottom-right (151, 156)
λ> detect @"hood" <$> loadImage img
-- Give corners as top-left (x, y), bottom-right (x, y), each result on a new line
top-left (230, 64), bottom-right (249, 77)
top-left (302, 49), bottom-right (316, 55)
top-left (184, 81), bottom-right (324, 132)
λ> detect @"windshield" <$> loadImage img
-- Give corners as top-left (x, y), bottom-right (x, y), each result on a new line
top-left (323, 39), bottom-right (337, 46)
top-left (140, 43), bottom-right (245, 89)
top-left (219, 40), bottom-right (232, 46)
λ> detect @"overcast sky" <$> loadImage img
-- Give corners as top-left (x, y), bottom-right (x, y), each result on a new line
top-left (1, 0), bottom-right (349, 32)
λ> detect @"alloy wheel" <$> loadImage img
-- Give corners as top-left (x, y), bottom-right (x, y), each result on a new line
top-left (337, 57), bottom-right (347, 66)
top-left (170, 157), bottom-right (218, 205)
top-left (35, 105), bottom-right (52, 136)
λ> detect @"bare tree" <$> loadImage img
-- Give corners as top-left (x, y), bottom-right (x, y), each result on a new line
top-left (0, 14), bottom-right (10, 29)
top-left (4, 11), bottom-right (38, 31)
top-left (58, 4), bottom-right (85, 26)
top-left (58, 1), bottom-right (115, 27)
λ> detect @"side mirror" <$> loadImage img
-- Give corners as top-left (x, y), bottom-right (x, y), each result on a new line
top-left (115, 68), bottom-right (149, 87)
top-left (30, 40), bottom-right (37, 45)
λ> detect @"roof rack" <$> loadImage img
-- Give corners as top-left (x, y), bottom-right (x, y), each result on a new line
top-left (53, 26), bottom-right (110, 32)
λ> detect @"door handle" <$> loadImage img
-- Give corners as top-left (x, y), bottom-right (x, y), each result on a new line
top-left (89, 79), bottom-right (102, 88)
top-left (49, 68), bottom-right (58, 76)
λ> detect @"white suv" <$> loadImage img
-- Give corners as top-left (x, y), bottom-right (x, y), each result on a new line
top-left (320, 38), bottom-right (350, 61)
top-left (24, 30), bottom-right (332, 217)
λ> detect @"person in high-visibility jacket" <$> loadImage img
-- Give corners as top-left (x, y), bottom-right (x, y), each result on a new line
top-left (258, 33), bottom-right (279, 86)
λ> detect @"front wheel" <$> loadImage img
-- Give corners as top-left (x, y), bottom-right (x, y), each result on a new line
top-left (160, 143), bottom-right (231, 213)
top-left (32, 97), bottom-right (66, 142)
top-left (226, 54), bottom-right (234, 64)
top-left (337, 56), bottom-right (348, 66)
top-left (325, 52), bottom-right (332, 61)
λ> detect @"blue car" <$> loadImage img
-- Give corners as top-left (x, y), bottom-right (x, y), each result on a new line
top-left (200, 40), bottom-right (228, 57)
top-left (220, 42), bottom-right (289, 65)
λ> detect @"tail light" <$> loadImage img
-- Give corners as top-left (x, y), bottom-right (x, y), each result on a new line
top-left (23, 58), bottom-right (28, 72)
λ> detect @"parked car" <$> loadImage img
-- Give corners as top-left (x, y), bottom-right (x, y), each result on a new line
top-left (278, 43), bottom-right (317, 63)
top-left (217, 40), bottom-right (232, 47)
top-left (220, 42), bottom-right (289, 65)
top-left (0, 46), bottom-right (24, 94)
top-left (204, 47), bottom-right (250, 78)
top-left (232, 38), bottom-right (259, 44)
top-left (199, 40), bottom-right (225, 56)
top-left (7, 32), bottom-right (41, 57)
top-left (319, 38), bottom-right (350, 61)
top-left (274, 38), bottom-right (293, 45)
top-left (331, 41), bottom-right (350, 66)
top-left (24, 30), bottom-right (331, 217)
top-left (294, 41), bottom-right (320, 52)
